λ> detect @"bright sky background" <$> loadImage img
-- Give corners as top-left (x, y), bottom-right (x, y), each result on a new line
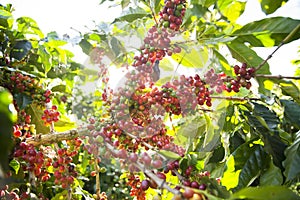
top-left (2, 0), bottom-right (300, 76)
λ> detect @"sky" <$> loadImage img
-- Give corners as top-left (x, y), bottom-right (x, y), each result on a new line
top-left (1, 0), bottom-right (300, 76)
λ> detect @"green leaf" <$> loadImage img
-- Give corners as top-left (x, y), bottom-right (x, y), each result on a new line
top-left (0, 87), bottom-right (15, 172)
top-left (252, 103), bottom-right (279, 130)
top-left (208, 145), bottom-right (225, 163)
top-left (177, 115), bottom-right (206, 138)
top-left (227, 41), bottom-right (270, 94)
top-left (283, 131), bottom-right (300, 182)
top-left (10, 40), bottom-right (32, 60)
top-left (0, 87), bottom-right (17, 122)
top-left (232, 17), bottom-right (300, 47)
top-left (9, 159), bottom-right (20, 174)
top-left (0, 8), bottom-right (13, 28)
top-left (243, 111), bottom-right (268, 133)
top-left (14, 93), bottom-right (32, 110)
top-left (51, 85), bottom-right (67, 93)
top-left (154, 0), bottom-right (162, 14)
top-left (158, 57), bottom-right (174, 71)
top-left (217, 0), bottom-right (246, 22)
top-left (113, 7), bottom-right (150, 23)
top-left (110, 36), bottom-right (124, 57)
top-left (236, 145), bottom-right (268, 190)
top-left (171, 47), bottom-right (208, 68)
top-left (27, 103), bottom-right (50, 134)
top-left (121, 0), bottom-right (130, 9)
top-left (222, 155), bottom-right (240, 190)
top-left (54, 114), bottom-right (76, 132)
top-left (230, 186), bottom-right (300, 200)
top-left (38, 45), bottom-right (51, 74)
top-left (158, 150), bottom-right (181, 160)
top-left (260, 160), bottom-right (283, 186)
top-left (279, 80), bottom-right (300, 104)
top-left (227, 41), bottom-right (270, 74)
top-left (182, 4), bottom-right (206, 26)
top-left (260, 0), bottom-right (289, 15)
top-left (203, 113), bottom-right (219, 151)
top-left (193, 0), bottom-right (217, 8)
top-left (16, 17), bottom-right (44, 38)
top-left (262, 134), bottom-right (287, 170)
top-left (79, 39), bottom-right (93, 55)
top-left (280, 99), bottom-right (300, 129)
top-left (223, 141), bottom-right (267, 190)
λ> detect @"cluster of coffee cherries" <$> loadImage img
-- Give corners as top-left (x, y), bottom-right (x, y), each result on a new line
top-left (225, 63), bottom-right (256, 92)
top-left (161, 74), bottom-right (212, 113)
top-left (141, 171), bottom-right (166, 191)
top-left (52, 138), bottom-right (82, 189)
top-left (131, 0), bottom-right (185, 79)
top-left (127, 174), bottom-right (147, 200)
top-left (13, 142), bottom-right (50, 181)
top-left (13, 124), bottom-right (35, 138)
top-left (159, 0), bottom-right (186, 31)
top-left (0, 70), bottom-right (39, 93)
top-left (0, 185), bottom-right (20, 200)
top-left (0, 69), bottom-right (53, 105)
top-left (204, 69), bottom-right (226, 94)
top-left (41, 105), bottom-right (60, 126)
top-left (132, 26), bottom-right (181, 74)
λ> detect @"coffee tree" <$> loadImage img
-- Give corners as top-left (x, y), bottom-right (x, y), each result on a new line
top-left (0, 1), bottom-right (300, 199)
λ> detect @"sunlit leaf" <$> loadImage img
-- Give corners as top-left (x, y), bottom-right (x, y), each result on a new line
top-left (16, 17), bottom-right (44, 38)
top-left (217, 0), bottom-right (246, 22)
top-left (113, 7), bottom-right (150, 23)
top-left (0, 8), bottom-right (13, 28)
top-left (279, 80), bottom-right (300, 104)
top-left (9, 159), bottom-right (20, 174)
top-left (51, 85), bottom-right (67, 93)
top-left (27, 103), bottom-right (50, 134)
top-left (227, 41), bottom-right (270, 74)
top-left (227, 41), bottom-right (270, 94)
top-left (260, 0), bottom-right (289, 15)
top-left (222, 155), bottom-right (240, 190)
top-left (54, 114), bottom-right (76, 132)
top-left (121, 0), bottom-right (130, 9)
top-left (158, 150), bottom-right (181, 160)
top-left (232, 17), bottom-right (300, 47)
top-left (171, 47), bottom-right (208, 68)
top-left (230, 186), bottom-right (300, 200)
top-left (38, 45), bottom-right (51, 74)
top-left (0, 87), bottom-right (15, 172)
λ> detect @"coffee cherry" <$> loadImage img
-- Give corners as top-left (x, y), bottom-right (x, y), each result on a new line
top-left (183, 188), bottom-right (194, 198)
top-left (141, 180), bottom-right (150, 191)
top-left (191, 181), bottom-right (199, 189)
top-left (152, 159), bottom-right (163, 169)
top-left (199, 183), bottom-right (207, 190)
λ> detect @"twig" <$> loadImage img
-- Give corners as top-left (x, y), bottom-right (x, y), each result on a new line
top-left (210, 96), bottom-right (260, 101)
top-left (134, 162), bottom-right (181, 195)
top-left (26, 129), bottom-right (84, 146)
top-left (94, 157), bottom-right (101, 199)
top-left (171, 52), bottom-right (186, 81)
top-left (256, 24), bottom-right (300, 72)
top-left (103, 141), bottom-right (180, 194)
top-left (255, 74), bottom-right (300, 80)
